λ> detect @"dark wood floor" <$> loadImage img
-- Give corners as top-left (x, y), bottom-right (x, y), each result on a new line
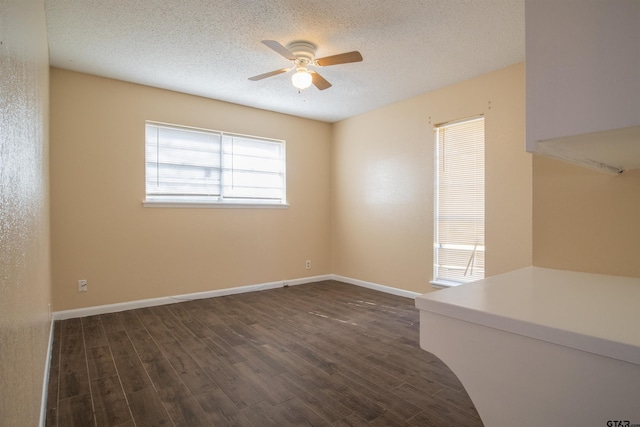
top-left (45, 280), bottom-right (483, 426)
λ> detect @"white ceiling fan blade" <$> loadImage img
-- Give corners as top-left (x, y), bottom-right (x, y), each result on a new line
top-left (248, 68), bottom-right (290, 81)
top-left (262, 40), bottom-right (296, 61)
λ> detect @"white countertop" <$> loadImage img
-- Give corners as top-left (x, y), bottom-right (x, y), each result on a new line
top-left (415, 267), bottom-right (640, 365)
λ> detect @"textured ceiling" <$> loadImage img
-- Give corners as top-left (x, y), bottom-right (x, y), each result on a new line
top-left (45, 0), bottom-right (524, 123)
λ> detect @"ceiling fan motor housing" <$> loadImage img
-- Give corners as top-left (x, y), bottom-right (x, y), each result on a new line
top-left (287, 41), bottom-right (317, 65)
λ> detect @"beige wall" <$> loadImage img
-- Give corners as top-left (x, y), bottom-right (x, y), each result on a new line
top-left (0, 0), bottom-right (52, 424)
top-left (50, 69), bottom-right (332, 311)
top-left (533, 155), bottom-right (640, 277)
top-left (332, 63), bottom-right (532, 293)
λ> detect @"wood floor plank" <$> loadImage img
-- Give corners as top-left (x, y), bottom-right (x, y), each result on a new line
top-left (280, 371), bottom-right (353, 423)
top-left (334, 370), bottom-right (422, 421)
top-left (193, 388), bottom-right (254, 427)
top-left (86, 345), bottom-right (118, 380)
top-left (117, 310), bottom-right (145, 330)
top-left (234, 360), bottom-right (294, 405)
top-left (391, 382), bottom-right (443, 408)
top-left (138, 351), bottom-right (185, 391)
top-left (201, 335), bottom-right (246, 365)
top-left (136, 309), bottom-right (176, 343)
top-left (172, 330), bottom-right (209, 353)
top-left (60, 318), bottom-right (82, 336)
top-left (82, 316), bottom-right (109, 349)
top-left (58, 357), bottom-right (90, 400)
top-left (431, 386), bottom-right (483, 420)
top-left (234, 343), bottom-right (287, 377)
top-left (369, 409), bottom-right (412, 427)
top-left (60, 332), bottom-right (85, 361)
top-left (410, 398), bottom-right (484, 427)
top-left (158, 339), bottom-right (218, 394)
top-left (45, 407), bottom-right (57, 427)
top-left (156, 384), bottom-right (192, 404)
top-left (162, 395), bottom-right (212, 427)
top-left (243, 316), bottom-right (299, 348)
top-left (311, 337), bottom-right (405, 392)
top-left (191, 304), bottom-right (225, 327)
top-left (126, 328), bottom-right (162, 356)
top-left (334, 412), bottom-right (370, 427)
top-left (57, 393), bottom-right (94, 427)
top-left (112, 355), bottom-right (151, 395)
top-left (126, 388), bottom-right (171, 427)
top-left (90, 376), bottom-right (132, 426)
top-left (323, 376), bottom-right (387, 422)
top-left (209, 323), bottom-right (251, 347)
top-left (407, 410), bottom-right (453, 427)
top-left (106, 330), bottom-right (137, 359)
top-left (203, 361), bottom-right (269, 409)
top-left (188, 340), bottom-right (228, 370)
top-left (250, 398), bottom-right (331, 427)
top-left (100, 313), bottom-right (125, 333)
top-left (286, 340), bottom-right (340, 375)
top-left (180, 317), bottom-right (215, 339)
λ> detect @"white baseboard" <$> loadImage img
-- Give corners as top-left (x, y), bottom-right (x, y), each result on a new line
top-left (52, 274), bottom-right (419, 320)
top-left (39, 316), bottom-right (55, 427)
top-left (331, 275), bottom-right (421, 299)
top-left (52, 275), bottom-right (332, 320)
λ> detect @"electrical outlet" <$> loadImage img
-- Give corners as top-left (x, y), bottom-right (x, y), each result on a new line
top-left (78, 279), bottom-right (87, 292)
top-left (305, 260), bottom-right (311, 270)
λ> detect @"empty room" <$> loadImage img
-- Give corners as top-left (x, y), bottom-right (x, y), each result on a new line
top-left (2, 0), bottom-right (639, 426)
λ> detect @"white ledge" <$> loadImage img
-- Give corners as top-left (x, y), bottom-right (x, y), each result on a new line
top-left (142, 200), bottom-right (289, 209)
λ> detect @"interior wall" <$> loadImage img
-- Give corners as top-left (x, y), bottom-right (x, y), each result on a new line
top-left (50, 69), bottom-right (332, 311)
top-left (533, 155), bottom-right (640, 277)
top-left (331, 63), bottom-right (531, 294)
top-left (0, 0), bottom-right (52, 424)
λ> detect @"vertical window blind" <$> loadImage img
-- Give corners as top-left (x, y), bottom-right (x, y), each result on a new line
top-left (145, 122), bottom-right (285, 204)
top-left (434, 117), bottom-right (485, 285)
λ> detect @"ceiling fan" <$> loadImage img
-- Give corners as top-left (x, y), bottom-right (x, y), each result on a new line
top-left (249, 40), bottom-right (363, 91)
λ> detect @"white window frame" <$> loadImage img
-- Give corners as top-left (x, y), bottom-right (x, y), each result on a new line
top-left (143, 121), bottom-right (287, 208)
top-left (432, 116), bottom-right (485, 288)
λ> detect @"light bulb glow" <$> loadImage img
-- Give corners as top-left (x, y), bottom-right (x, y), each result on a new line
top-left (291, 68), bottom-right (312, 89)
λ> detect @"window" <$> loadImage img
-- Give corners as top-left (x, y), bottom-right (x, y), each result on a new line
top-left (144, 122), bottom-right (286, 206)
top-left (433, 117), bottom-right (485, 286)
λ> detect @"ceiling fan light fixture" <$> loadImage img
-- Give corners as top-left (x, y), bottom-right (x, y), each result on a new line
top-left (250, 40), bottom-right (362, 91)
top-left (291, 67), bottom-right (312, 89)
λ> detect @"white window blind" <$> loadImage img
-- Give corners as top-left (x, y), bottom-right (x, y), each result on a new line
top-left (434, 117), bottom-right (485, 285)
top-left (145, 122), bottom-right (286, 205)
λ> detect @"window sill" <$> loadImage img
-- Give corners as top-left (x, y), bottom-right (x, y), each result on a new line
top-left (142, 199), bottom-right (289, 209)
top-left (430, 280), bottom-right (465, 290)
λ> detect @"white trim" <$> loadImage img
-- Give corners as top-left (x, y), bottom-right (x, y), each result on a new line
top-left (52, 274), bottom-right (421, 320)
top-left (52, 275), bottom-right (332, 320)
top-left (331, 275), bottom-right (421, 299)
top-left (39, 316), bottom-right (55, 427)
top-left (142, 200), bottom-right (289, 209)
top-left (433, 114), bottom-right (485, 129)
top-left (146, 120), bottom-right (286, 144)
